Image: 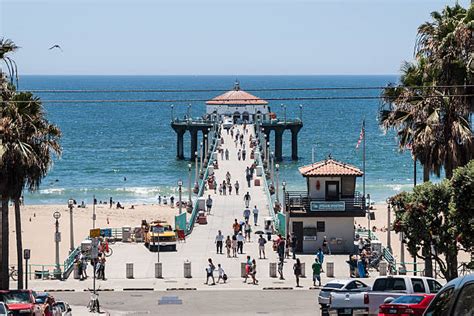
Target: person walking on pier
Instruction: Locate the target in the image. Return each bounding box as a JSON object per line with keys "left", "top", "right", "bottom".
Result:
{"left": 244, "top": 256, "right": 252, "bottom": 283}
{"left": 244, "top": 192, "right": 251, "bottom": 208}
{"left": 225, "top": 236, "right": 232, "bottom": 257}
{"left": 217, "top": 264, "right": 226, "bottom": 284}
{"left": 235, "top": 181, "right": 240, "bottom": 195}
{"left": 222, "top": 181, "right": 227, "bottom": 195}
{"left": 220, "top": 149, "right": 224, "bottom": 160}
{"left": 231, "top": 235, "right": 238, "bottom": 257}
{"left": 206, "top": 195, "right": 213, "bottom": 214}
{"left": 237, "top": 149, "right": 241, "bottom": 160}
{"left": 312, "top": 258, "right": 322, "bottom": 287}
{"left": 228, "top": 182, "right": 232, "bottom": 195}
{"left": 290, "top": 233, "right": 298, "bottom": 259}
{"left": 233, "top": 219, "right": 240, "bottom": 236}
{"left": 237, "top": 231, "right": 244, "bottom": 254}
{"left": 244, "top": 220, "right": 252, "bottom": 242}
{"left": 225, "top": 149, "right": 229, "bottom": 160}
{"left": 219, "top": 183, "right": 223, "bottom": 195}
{"left": 253, "top": 205, "right": 259, "bottom": 226}
{"left": 246, "top": 173, "right": 252, "bottom": 188}
{"left": 293, "top": 258, "right": 302, "bottom": 287}
{"left": 243, "top": 207, "right": 251, "bottom": 222}
{"left": 215, "top": 230, "right": 224, "bottom": 254}
{"left": 242, "top": 148, "right": 246, "bottom": 160}
{"left": 250, "top": 259, "right": 259, "bottom": 285}
{"left": 205, "top": 258, "right": 216, "bottom": 285}
{"left": 258, "top": 234, "right": 267, "bottom": 259}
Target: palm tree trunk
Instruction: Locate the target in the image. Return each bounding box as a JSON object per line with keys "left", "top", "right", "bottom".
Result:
{"left": 422, "top": 243, "right": 433, "bottom": 278}
{"left": 423, "top": 165, "right": 430, "bottom": 182}
{"left": 14, "top": 199, "right": 23, "bottom": 289}
{"left": 0, "top": 197, "right": 9, "bottom": 290}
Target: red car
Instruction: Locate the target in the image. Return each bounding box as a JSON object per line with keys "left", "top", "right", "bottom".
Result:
{"left": 378, "top": 294, "right": 435, "bottom": 316}
{"left": 0, "top": 290, "right": 40, "bottom": 316}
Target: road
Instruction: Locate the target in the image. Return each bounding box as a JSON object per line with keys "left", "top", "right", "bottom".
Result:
{"left": 56, "top": 289, "right": 321, "bottom": 316}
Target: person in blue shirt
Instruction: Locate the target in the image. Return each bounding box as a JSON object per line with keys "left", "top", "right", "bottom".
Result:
{"left": 316, "top": 248, "right": 325, "bottom": 272}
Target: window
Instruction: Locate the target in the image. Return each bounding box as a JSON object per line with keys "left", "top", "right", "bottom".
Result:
{"left": 411, "top": 278, "right": 426, "bottom": 293}
{"left": 345, "top": 282, "right": 356, "bottom": 290}
{"left": 427, "top": 279, "right": 443, "bottom": 294}
{"left": 354, "top": 281, "right": 368, "bottom": 289}
{"left": 325, "top": 181, "right": 339, "bottom": 201}
{"left": 316, "top": 221, "right": 325, "bottom": 232}
{"left": 341, "top": 177, "right": 355, "bottom": 197}
{"left": 424, "top": 287, "right": 455, "bottom": 316}
{"left": 303, "top": 227, "right": 317, "bottom": 236}
{"left": 453, "top": 283, "right": 474, "bottom": 316}
{"left": 372, "top": 278, "right": 407, "bottom": 292}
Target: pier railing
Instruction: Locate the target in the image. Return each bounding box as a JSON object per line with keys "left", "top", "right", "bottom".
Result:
{"left": 186, "top": 125, "right": 220, "bottom": 235}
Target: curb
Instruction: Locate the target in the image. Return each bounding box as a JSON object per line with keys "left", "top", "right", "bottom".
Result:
{"left": 122, "top": 288, "right": 154, "bottom": 291}
{"left": 263, "top": 287, "right": 293, "bottom": 290}
{"left": 166, "top": 288, "right": 197, "bottom": 291}
{"left": 44, "top": 289, "right": 75, "bottom": 292}
{"left": 82, "top": 289, "right": 115, "bottom": 292}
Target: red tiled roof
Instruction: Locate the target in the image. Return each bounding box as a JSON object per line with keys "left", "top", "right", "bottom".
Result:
{"left": 206, "top": 83, "right": 268, "bottom": 105}
{"left": 299, "top": 159, "right": 363, "bottom": 177}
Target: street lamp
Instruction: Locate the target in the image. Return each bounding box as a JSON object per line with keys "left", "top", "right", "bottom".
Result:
{"left": 367, "top": 193, "right": 371, "bottom": 240}
{"left": 195, "top": 151, "right": 198, "bottom": 184}
{"left": 266, "top": 141, "right": 270, "bottom": 166}
{"left": 188, "top": 163, "right": 192, "bottom": 205}
{"left": 282, "top": 181, "right": 288, "bottom": 236}
{"left": 68, "top": 199, "right": 75, "bottom": 253}
{"left": 385, "top": 198, "right": 392, "bottom": 253}
{"left": 199, "top": 142, "right": 203, "bottom": 175}
{"left": 275, "top": 164, "right": 280, "bottom": 203}
{"left": 171, "top": 104, "right": 174, "bottom": 121}
{"left": 92, "top": 194, "right": 96, "bottom": 229}
{"left": 178, "top": 180, "right": 183, "bottom": 214}
{"left": 53, "top": 211, "right": 62, "bottom": 279}
{"left": 187, "top": 103, "right": 191, "bottom": 118}
{"left": 299, "top": 104, "right": 303, "bottom": 121}
{"left": 270, "top": 151, "right": 275, "bottom": 184}
{"left": 204, "top": 134, "right": 208, "bottom": 159}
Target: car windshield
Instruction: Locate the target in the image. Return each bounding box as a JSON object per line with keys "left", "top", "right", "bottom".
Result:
{"left": 0, "top": 304, "right": 6, "bottom": 313}
{"left": 323, "top": 283, "right": 344, "bottom": 289}
{"left": 35, "top": 295, "right": 47, "bottom": 304}
{"left": 373, "top": 278, "right": 407, "bottom": 292}
{"left": 392, "top": 295, "right": 425, "bottom": 304}
{"left": 0, "top": 292, "right": 31, "bottom": 304}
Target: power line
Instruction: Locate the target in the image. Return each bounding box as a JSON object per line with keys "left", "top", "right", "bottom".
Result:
{"left": 4, "top": 94, "right": 474, "bottom": 104}
{"left": 18, "top": 84, "right": 474, "bottom": 94}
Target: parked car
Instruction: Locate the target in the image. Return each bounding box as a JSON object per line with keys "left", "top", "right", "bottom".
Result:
{"left": 424, "top": 273, "right": 474, "bottom": 316}
{"left": 328, "top": 276, "right": 443, "bottom": 316}
{"left": 222, "top": 117, "right": 233, "bottom": 129}
{"left": 378, "top": 294, "right": 435, "bottom": 315}
{"left": 34, "top": 293, "right": 56, "bottom": 316}
{"left": 319, "top": 279, "right": 371, "bottom": 313}
{"left": 0, "top": 290, "right": 41, "bottom": 316}
{"left": 53, "top": 301, "right": 72, "bottom": 316}
{"left": 0, "top": 302, "right": 10, "bottom": 316}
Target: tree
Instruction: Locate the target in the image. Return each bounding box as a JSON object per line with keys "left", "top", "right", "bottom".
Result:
{"left": 0, "top": 38, "right": 19, "bottom": 86}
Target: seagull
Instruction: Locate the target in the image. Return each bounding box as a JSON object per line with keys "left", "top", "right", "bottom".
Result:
{"left": 48, "top": 45, "right": 63, "bottom": 51}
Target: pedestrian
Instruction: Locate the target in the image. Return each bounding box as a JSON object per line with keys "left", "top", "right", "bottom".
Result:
{"left": 322, "top": 236, "right": 331, "bottom": 255}
{"left": 225, "top": 236, "right": 232, "bottom": 258}
{"left": 217, "top": 264, "right": 227, "bottom": 284}
{"left": 205, "top": 258, "right": 216, "bottom": 285}
{"left": 98, "top": 255, "right": 106, "bottom": 280}
{"left": 242, "top": 149, "right": 246, "bottom": 160}
{"left": 80, "top": 253, "right": 88, "bottom": 279}
{"left": 219, "top": 184, "right": 223, "bottom": 195}
{"left": 170, "top": 196, "right": 175, "bottom": 207}
{"left": 237, "top": 231, "right": 244, "bottom": 254}
{"left": 243, "top": 207, "right": 251, "bottom": 222}
{"left": 244, "top": 220, "right": 252, "bottom": 242}
{"left": 213, "top": 179, "right": 217, "bottom": 194}
{"left": 235, "top": 181, "right": 240, "bottom": 195}
{"left": 258, "top": 234, "right": 267, "bottom": 259}
{"left": 252, "top": 205, "right": 259, "bottom": 226}
{"left": 215, "top": 230, "right": 224, "bottom": 254}
{"left": 293, "top": 258, "right": 302, "bottom": 287}
{"left": 358, "top": 237, "right": 364, "bottom": 254}
{"left": 246, "top": 173, "right": 252, "bottom": 187}
{"left": 244, "top": 255, "right": 252, "bottom": 283}
{"left": 250, "top": 259, "right": 258, "bottom": 285}
{"left": 233, "top": 219, "right": 240, "bottom": 236}
{"left": 316, "top": 248, "right": 325, "bottom": 268}
{"left": 109, "top": 197, "right": 113, "bottom": 208}
{"left": 231, "top": 235, "right": 238, "bottom": 257}
{"left": 223, "top": 181, "right": 227, "bottom": 195}
{"left": 228, "top": 183, "right": 232, "bottom": 195}
{"left": 291, "top": 233, "right": 298, "bottom": 259}
{"left": 206, "top": 195, "right": 213, "bottom": 214}
{"left": 238, "top": 149, "right": 241, "bottom": 160}
{"left": 312, "top": 258, "right": 322, "bottom": 287}
{"left": 277, "top": 235, "right": 285, "bottom": 262}
{"left": 220, "top": 149, "right": 224, "bottom": 160}
{"left": 357, "top": 256, "right": 366, "bottom": 278}
{"left": 76, "top": 259, "right": 83, "bottom": 281}
{"left": 244, "top": 192, "right": 251, "bottom": 208}
{"left": 225, "top": 149, "right": 229, "bottom": 160}
{"left": 285, "top": 234, "right": 291, "bottom": 259}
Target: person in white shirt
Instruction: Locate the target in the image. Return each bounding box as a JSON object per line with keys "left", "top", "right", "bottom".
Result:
{"left": 237, "top": 232, "right": 245, "bottom": 254}
{"left": 252, "top": 206, "right": 259, "bottom": 226}
{"left": 217, "top": 264, "right": 226, "bottom": 283}
{"left": 215, "top": 230, "right": 224, "bottom": 254}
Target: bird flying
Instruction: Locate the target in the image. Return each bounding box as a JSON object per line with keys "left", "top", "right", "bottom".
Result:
{"left": 48, "top": 45, "right": 62, "bottom": 51}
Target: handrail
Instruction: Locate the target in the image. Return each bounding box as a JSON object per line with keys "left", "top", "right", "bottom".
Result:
{"left": 63, "top": 247, "right": 80, "bottom": 279}
{"left": 186, "top": 125, "right": 220, "bottom": 234}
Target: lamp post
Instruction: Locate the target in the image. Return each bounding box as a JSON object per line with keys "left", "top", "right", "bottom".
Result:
{"left": 386, "top": 198, "right": 392, "bottom": 253}
{"left": 171, "top": 104, "right": 174, "bottom": 121}
{"left": 178, "top": 180, "right": 183, "bottom": 214}
{"left": 284, "top": 104, "right": 287, "bottom": 123}
{"left": 199, "top": 142, "right": 203, "bottom": 175}
{"left": 400, "top": 231, "right": 406, "bottom": 274}
{"left": 367, "top": 193, "right": 371, "bottom": 240}
{"left": 195, "top": 151, "right": 198, "bottom": 184}
{"left": 270, "top": 151, "right": 275, "bottom": 184}
{"left": 266, "top": 141, "right": 270, "bottom": 166}
{"left": 204, "top": 134, "right": 208, "bottom": 159}
{"left": 53, "top": 211, "right": 61, "bottom": 278}
{"left": 282, "top": 181, "right": 288, "bottom": 236}
{"left": 68, "top": 199, "right": 74, "bottom": 253}
{"left": 188, "top": 163, "right": 192, "bottom": 204}
{"left": 92, "top": 194, "right": 96, "bottom": 229}
{"left": 299, "top": 104, "right": 303, "bottom": 121}
{"left": 275, "top": 164, "right": 280, "bottom": 203}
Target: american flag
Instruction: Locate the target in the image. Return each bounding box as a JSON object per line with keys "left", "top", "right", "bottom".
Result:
{"left": 356, "top": 121, "right": 365, "bottom": 149}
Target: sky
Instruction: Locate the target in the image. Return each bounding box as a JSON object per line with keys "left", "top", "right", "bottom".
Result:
{"left": 0, "top": 0, "right": 471, "bottom": 75}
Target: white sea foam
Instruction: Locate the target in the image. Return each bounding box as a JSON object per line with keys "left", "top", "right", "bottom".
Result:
{"left": 39, "top": 188, "right": 65, "bottom": 194}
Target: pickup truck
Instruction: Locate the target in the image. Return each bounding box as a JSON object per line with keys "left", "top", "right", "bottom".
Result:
{"left": 328, "top": 276, "right": 443, "bottom": 316}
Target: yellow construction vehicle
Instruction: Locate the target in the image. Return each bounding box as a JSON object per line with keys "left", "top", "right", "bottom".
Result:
{"left": 143, "top": 220, "right": 177, "bottom": 251}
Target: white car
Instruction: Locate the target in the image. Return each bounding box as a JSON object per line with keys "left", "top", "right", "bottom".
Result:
{"left": 318, "top": 279, "right": 371, "bottom": 313}
{"left": 222, "top": 117, "right": 233, "bottom": 129}
{"left": 0, "top": 302, "right": 8, "bottom": 316}
{"left": 53, "top": 301, "right": 72, "bottom": 316}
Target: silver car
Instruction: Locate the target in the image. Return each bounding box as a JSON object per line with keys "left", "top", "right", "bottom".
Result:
{"left": 53, "top": 301, "right": 72, "bottom": 316}
{"left": 318, "top": 279, "right": 371, "bottom": 313}
{"left": 0, "top": 302, "right": 9, "bottom": 316}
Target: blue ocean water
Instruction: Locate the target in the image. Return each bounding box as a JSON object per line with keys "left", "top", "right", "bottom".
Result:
{"left": 18, "top": 75, "right": 429, "bottom": 204}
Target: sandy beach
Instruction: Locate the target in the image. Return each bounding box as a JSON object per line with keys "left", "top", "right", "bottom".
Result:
{"left": 8, "top": 203, "right": 178, "bottom": 266}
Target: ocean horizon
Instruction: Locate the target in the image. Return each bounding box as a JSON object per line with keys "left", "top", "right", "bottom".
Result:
{"left": 16, "top": 75, "right": 436, "bottom": 205}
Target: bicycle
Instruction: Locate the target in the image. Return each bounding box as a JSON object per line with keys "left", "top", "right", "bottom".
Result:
{"left": 87, "top": 288, "right": 100, "bottom": 313}
{"left": 9, "top": 266, "right": 17, "bottom": 281}
{"left": 100, "top": 240, "right": 113, "bottom": 257}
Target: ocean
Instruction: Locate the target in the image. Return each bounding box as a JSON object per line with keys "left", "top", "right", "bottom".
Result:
{"left": 17, "top": 75, "right": 429, "bottom": 204}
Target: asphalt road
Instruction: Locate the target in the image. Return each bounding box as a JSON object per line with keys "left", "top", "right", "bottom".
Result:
{"left": 55, "top": 289, "right": 321, "bottom": 315}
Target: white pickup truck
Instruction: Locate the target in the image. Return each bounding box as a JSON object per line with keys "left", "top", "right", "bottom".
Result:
{"left": 328, "top": 276, "right": 443, "bottom": 316}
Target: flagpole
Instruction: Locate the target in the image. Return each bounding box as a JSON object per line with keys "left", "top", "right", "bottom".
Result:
{"left": 362, "top": 119, "right": 368, "bottom": 239}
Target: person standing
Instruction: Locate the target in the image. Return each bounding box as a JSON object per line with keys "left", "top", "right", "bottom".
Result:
{"left": 215, "top": 230, "right": 224, "bottom": 254}
{"left": 291, "top": 233, "right": 298, "bottom": 259}
{"left": 244, "top": 256, "right": 252, "bottom": 283}
{"left": 205, "top": 258, "right": 216, "bottom": 285}
{"left": 278, "top": 258, "right": 284, "bottom": 280}
{"left": 252, "top": 205, "right": 259, "bottom": 226}
{"left": 223, "top": 181, "right": 227, "bottom": 195}
{"left": 225, "top": 236, "right": 232, "bottom": 258}
{"left": 258, "top": 234, "right": 267, "bottom": 259}
{"left": 217, "top": 264, "right": 226, "bottom": 284}
{"left": 244, "top": 192, "right": 251, "bottom": 208}
{"left": 246, "top": 173, "right": 252, "bottom": 188}
{"left": 233, "top": 219, "right": 240, "bottom": 236}
{"left": 231, "top": 235, "right": 238, "bottom": 257}
{"left": 293, "top": 258, "right": 302, "bottom": 287}
{"left": 243, "top": 208, "right": 251, "bottom": 222}
{"left": 225, "top": 149, "right": 229, "bottom": 160}
{"left": 237, "top": 232, "right": 244, "bottom": 254}
{"left": 250, "top": 259, "right": 258, "bottom": 285}
{"left": 219, "top": 183, "right": 223, "bottom": 195}
{"left": 277, "top": 236, "right": 285, "bottom": 262}
{"left": 244, "top": 221, "right": 252, "bottom": 242}
{"left": 206, "top": 195, "right": 213, "bottom": 214}
{"left": 234, "top": 181, "right": 240, "bottom": 195}
{"left": 228, "top": 183, "right": 232, "bottom": 195}
{"left": 322, "top": 236, "right": 331, "bottom": 255}
{"left": 109, "top": 197, "right": 113, "bottom": 208}
{"left": 242, "top": 149, "right": 246, "bottom": 160}
{"left": 312, "top": 258, "right": 322, "bottom": 287}
{"left": 220, "top": 149, "right": 224, "bottom": 160}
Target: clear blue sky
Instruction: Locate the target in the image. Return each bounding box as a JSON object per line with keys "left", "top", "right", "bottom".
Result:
{"left": 0, "top": 0, "right": 470, "bottom": 75}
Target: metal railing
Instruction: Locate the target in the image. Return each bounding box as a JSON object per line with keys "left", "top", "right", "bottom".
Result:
{"left": 62, "top": 247, "right": 81, "bottom": 279}
{"left": 260, "top": 118, "right": 302, "bottom": 125}
{"left": 285, "top": 191, "right": 365, "bottom": 211}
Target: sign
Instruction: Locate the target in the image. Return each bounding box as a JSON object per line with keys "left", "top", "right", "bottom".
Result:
{"left": 303, "top": 236, "right": 317, "bottom": 241}
{"left": 310, "top": 201, "right": 346, "bottom": 212}
{"left": 55, "top": 232, "right": 61, "bottom": 242}
{"left": 24, "top": 249, "right": 31, "bottom": 260}
{"left": 90, "top": 228, "right": 101, "bottom": 238}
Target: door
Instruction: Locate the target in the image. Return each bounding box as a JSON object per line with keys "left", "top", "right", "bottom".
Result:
{"left": 292, "top": 221, "right": 304, "bottom": 253}
{"left": 325, "top": 181, "right": 339, "bottom": 201}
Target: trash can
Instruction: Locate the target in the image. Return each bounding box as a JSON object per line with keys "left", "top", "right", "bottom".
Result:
{"left": 379, "top": 260, "right": 388, "bottom": 276}
{"left": 73, "top": 263, "right": 80, "bottom": 280}
{"left": 300, "top": 262, "right": 306, "bottom": 278}
{"left": 155, "top": 262, "right": 163, "bottom": 278}
{"left": 184, "top": 261, "right": 192, "bottom": 278}
{"left": 269, "top": 262, "right": 277, "bottom": 278}
{"left": 326, "top": 262, "right": 334, "bottom": 278}
{"left": 126, "top": 263, "right": 134, "bottom": 279}
{"left": 122, "top": 226, "right": 132, "bottom": 242}
{"left": 241, "top": 262, "right": 247, "bottom": 278}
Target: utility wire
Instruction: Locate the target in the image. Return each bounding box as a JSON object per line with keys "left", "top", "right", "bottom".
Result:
{"left": 4, "top": 94, "right": 474, "bottom": 104}
{"left": 18, "top": 84, "right": 474, "bottom": 94}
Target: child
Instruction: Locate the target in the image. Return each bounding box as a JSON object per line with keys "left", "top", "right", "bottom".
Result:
{"left": 217, "top": 264, "right": 226, "bottom": 284}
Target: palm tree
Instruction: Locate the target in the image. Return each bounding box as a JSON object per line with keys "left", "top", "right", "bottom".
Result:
{"left": 0, "top": 92, "right": 61, "bottom": 289}
{"left": 0, "top": 38, "right": 19, "bottom": 86}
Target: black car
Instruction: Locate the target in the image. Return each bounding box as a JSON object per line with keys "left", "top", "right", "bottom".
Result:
{"left": 424, "top": 273, "right": 474, "bottom": 315}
